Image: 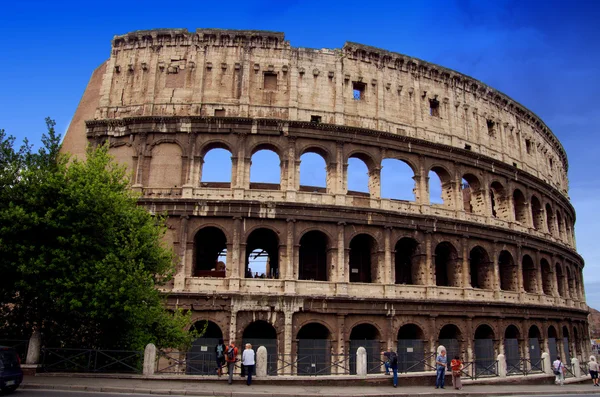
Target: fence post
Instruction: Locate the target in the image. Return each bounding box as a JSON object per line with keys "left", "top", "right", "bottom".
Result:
{"left": 26, "top": 329, "right": 41, "bottom": 365}
{"left": 356, "top": 347, "right": 367, "bottom": 377}
{"left": 256, "top": 346, "right": 267, "bottom": 377}
{"left": 541, "top": 352, "right": 552, "bottom": 375}
{"left": 571, "top": 357, "right": 581, "bottom": 377}
{"left": 143, "top": 343, "right": 156, "bottom": 376}
{"left": 497, "top": 353, "right": 507, "bottom": 377}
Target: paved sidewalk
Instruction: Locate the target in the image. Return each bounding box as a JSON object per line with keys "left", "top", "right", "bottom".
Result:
{"left": 21, "top": 374, "right": 600, "bottom": 396}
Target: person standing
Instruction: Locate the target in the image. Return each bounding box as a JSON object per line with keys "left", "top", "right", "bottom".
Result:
{"left": 450, "top": 355, "right": 463, "bottom": 390}
{"left": 588, "top": 356, "right": 599, "bottom": 387}
{"left": 225, "top": 341, "right": 238, "bottom": 385}
{"left": 242, "top": 343, "right": 256, "bottom": 386}
{"left": 382, "top": 348, "right": 398, "bottom": 388}
{"left": 435, "top": 348, "right": 447, "bottom": 389}
{"left": 552, "top": 356, "right": 565, "bottom": 386}
{"left": 215, "top": 338, "right": 226, "bottom": 377}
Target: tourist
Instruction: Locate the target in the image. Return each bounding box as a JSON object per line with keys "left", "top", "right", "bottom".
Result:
{"left": 242, "top": 343, "right": 255, "bottom": 386}
{"left": 435, "top": 348, "right": 447, "bottom": 389}
{"left": 552, "top": 356, "right": 565, "bottom": 386}
{"left": 381, "top": 348, "right": 398, "bottom": 388}
{"left": 215, "top": 338, "right": 226, "bottom": 377}
{"left": 225, "top": 341, "right": 238, "bottom": 385}
{"left": 588, "top": 355, "right": 599, "bottom": 386}
{"left": 450, "top": 355, "right": 463, "bottom": 390}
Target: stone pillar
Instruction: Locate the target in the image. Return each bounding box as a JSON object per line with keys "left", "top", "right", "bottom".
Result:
{"left": 337, "top": 222, "right": 346, "bottom": 283}
{"left": 417, "top": 156, "right": 429, "bottom": 205}
{"left": 461, "top": 236, "right": 470, "bottom": 289}
{"left": 541, "top": 352, "right": 552, "bottom": 375}
{"left": 174, "top": 215, "right": 189, "bottom": 290}
{"left": 368, "top": 166, "right": 381, "bottom": 199}
{"left": 26, "top": 329, "right": 41, "bottom": 365}
{"left": 572, "top": 357, "right": 581, "bottom": 377}
{"left": 229, "top": 217, "right": 242, "bottom": 281}
{"left": 384, "top": 227, "right": 393, "bottom": 285}
{"left": 356, "top": 347, "right": 367, "bottom": 377}
{"left": 335, "top": 142, "right": 346, "bottom": 196}
{"left": 425, "top": 232, "right": 434, "bottom": 286}
{"left": 535, "top": 250, "right": 544, "bottom": 295}
{"left": 283, "top": 311, "right": 293, "bottom": 375}
{"left": 497, "top": 353, "right": 507, "bottom": 377}
{"left": 132, "top": 133, "right": 147, "bottom": 188}
{"left": 429, "top": 316, "right": 437, "bottom": 370}
{"left": 336, "top": 315, "right": 346, "bottom": 375}
{"left": 492, "top": 242, "right": 500, "bottom": 294}
{"left": 466, "top": 317, "right": 474, "bottom": 364}
{"left": 229, "top": 310, "right": 238, "bottom": 343}
{"left": 143, "top": 343, "right": 156, "bottom": 376}
{"left": 516, "top": 245, "right": 524, "bottom": 294}
{"left": 256, "top": 346, "right": 268, "bottom": 377}
{"left": 286, "top": 138, "right": 297, "bottom": 195}
{"left": 285, "top": 219, "right": 296, "bottom": 280}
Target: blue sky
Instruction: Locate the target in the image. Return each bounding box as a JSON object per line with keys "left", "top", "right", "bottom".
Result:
{"left": 1, "top": 0, "right": 599, "bottom": 307}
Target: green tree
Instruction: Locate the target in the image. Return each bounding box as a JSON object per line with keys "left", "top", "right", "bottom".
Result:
{"left": 0, "top": 119, "right": 195, "bottom": 350}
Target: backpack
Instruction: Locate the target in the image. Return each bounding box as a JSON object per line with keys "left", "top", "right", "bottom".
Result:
{"left": 216, "top": 344, "right": 224, "bottom": 358}
{"left": 389, "top": 352, "right": 398, "bottom": 366}
{"left": 227, "top": 346, "right": 235, "bottom": 361}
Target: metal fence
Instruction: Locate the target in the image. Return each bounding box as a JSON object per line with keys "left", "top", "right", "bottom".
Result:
{"left": 506, "top": 358, "right": 544, "bottom": 376}
{"left": 40, "top": 348, "right": 143, "bottom": 373}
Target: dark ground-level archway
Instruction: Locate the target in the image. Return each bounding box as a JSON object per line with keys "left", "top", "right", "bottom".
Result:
{"left": 528, "top": 326, "right": 543, "bottom": 372}
{"left": 187, "top": 321, "right": 224, "bottom": 374}
{"left": 349, "top": 323, "right": 381, "bottom": 374}
{"left": 397, "top": 324, "right": 425, "bottom": 372}
{"left": 504, "top": 325, "right": 521, "bottom": 374}
{"left": 474, "top": 325, "right": 496, "bottom": 376}
{"left": 243, "top": 321, "right": 278, "bottom": 375}
{"left": 438, "top": 324, "right": 462, "bottom": 367}
{"left": 548, "top": 326, "right": 559, "bottom": 361}
{"left": 562, "top": 326, "right": 571, "bottom": 362}
{"left": 297, "top": 323, "right": 331, "bottom": 375}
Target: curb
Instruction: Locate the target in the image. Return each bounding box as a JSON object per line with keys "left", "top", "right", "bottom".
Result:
{"left": 20, "top": 382, "right": 600, "bottom": 397}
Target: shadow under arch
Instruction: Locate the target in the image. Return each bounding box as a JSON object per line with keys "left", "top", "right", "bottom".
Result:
{"left": 186, "top": 320, "right": 224, "bottom": 375}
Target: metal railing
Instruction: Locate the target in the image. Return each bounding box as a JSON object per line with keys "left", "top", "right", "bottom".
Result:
{"left": 459, "top": 360, "right": 499, "bottom": 379}
{"left": 267, "top": 353, "right": 351, "bottom": 376}
{"left": 41, "top": 348, "right": 143, "bottom": 373}
{"left": 506, "top": 358, "right": 544, "bottom": 376}
{"left": 399, "top": 352, "right": 437, "bottom": 373}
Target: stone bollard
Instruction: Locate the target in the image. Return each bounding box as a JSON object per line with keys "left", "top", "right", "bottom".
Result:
{"left": 571, "top": 357, "right": 581, "bottom": 377}
{"left": 256, "top": 346, "right": 268, "bottom": 377}
{"left": 356, "top": 347, "right": 367, "bottom": 377}
{"left": 26, "top": 329, "right": 41, "bottom": 365}
{"left": 541, "top": 352, "right": 552, "bottom": 375}
{"left": 143, "top": 343, "right": 156, "bottom": 376}
{"left": 497, "top": 354, "right": 507, "bottom": 377}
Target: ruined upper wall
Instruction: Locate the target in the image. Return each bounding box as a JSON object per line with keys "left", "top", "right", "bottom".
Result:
{"left": 72, "top": 28, "right": 569, "bottom": 195}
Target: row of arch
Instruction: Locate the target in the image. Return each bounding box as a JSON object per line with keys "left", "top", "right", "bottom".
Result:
{"left": 193, "top": 225, "right": 583, "bottom": 300}
{"left": 134, "top": 139, "right": 575, "bottom": 247}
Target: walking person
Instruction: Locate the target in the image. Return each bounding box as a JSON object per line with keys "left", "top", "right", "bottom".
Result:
{"left": 215, "top": 338, "right": 226, "bottom": 377}
{"left": 225, "top": 341, "right": 238, "bottom": 385}
{"left": 242, "top": 343, "right": 256, "bottom": 386}
{"left": 435, "top": 348, "right": 447, "bottom": 389}
{"left": 450, "top": 355, "right": 463, "bottom": 390}
{"left": 382, "top": 348, "right": 398, "bottom": 388}
{"left": 588, "top": 355, "right": 599, "bottom": 387}
{"left": 552, "top": 356, "right": 565, "bottom": 386}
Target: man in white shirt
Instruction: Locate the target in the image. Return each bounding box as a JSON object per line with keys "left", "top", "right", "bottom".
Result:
{"left": 552, "top": 356, "right": 565, "bottom": 386}
{"left": 242, "top": 343, "right": 256, "bottom": 386}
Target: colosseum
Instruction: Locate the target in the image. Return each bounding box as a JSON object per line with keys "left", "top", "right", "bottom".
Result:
{"left": 62, "top": 28, "right": 588, "bottom": 377}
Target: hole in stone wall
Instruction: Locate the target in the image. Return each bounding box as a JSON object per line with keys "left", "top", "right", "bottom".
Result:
{"left": 429, "top": 98, "right": 440, "bottom": 117}
{"left": 464, "top": 144, "right": 472, "bottom": 150}
{"left": 556, "top": 264, "right": 565, "bottom": 297}
{"left": 349, "top": 234, "right": 376, "bottom": 283}
{"left": 486, "top": 120, "right": 496, "bottom": 136}
{"left": 201, "top": 148, "right": 232, "bottom": 186}
{"left": 395, "top": 238, "right": 419, "bottom": 285}
{"left": 545, "top": 203, "right": 554, "bottom": 234}
{"left": 513, "top": 189, "right": 528, "bottom": 224}
{"left": 525, "top": 139, "right": 532, "bottom": 154}
{"left": 310, "top": 115, "right": 322, "bottom": 123}
{"left": 531, "top": 196, "right": 543, "bottom": 230}
{"left": 499, "top": 250, "right": 517, "bottom": 291}
{"left": 194, "top": 227, "right": 227, "bottom": 277}
{"left": 299, "top": 230, "right": 329, "bottom": 281}
{"left": 435, "top": 242, "right": 459, "bottom": 287}
{"left": 352, "top": 82, "right": 366, "bottom": 100}
{"left": 469, "top": 246, "right": 492, "bottom": 289}
{"left": 541, "top": 259, "right": 553, "bottom": 295}
{"left": 522, "top": 255, "right": 537, "bottom": 293}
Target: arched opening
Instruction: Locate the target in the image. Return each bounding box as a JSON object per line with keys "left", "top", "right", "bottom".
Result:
{"left": 522, "top": 255, "right": 537, "bottom": 293}
{"left": 566, "top": 267, "right": 575, "bottom": 299}
{"left": 562, "top": 326, "right": 571, "bottom": 362}
{"left": 429, "top": 166, "right": 452, "bottom": 206}
{"left": 504, "top": 325, "right": 521, "bottom": 374}
{"left": 528, "top": 325, "right": 543, "bottom": 372}
{"left": 297, "top": 323, "right": 331, "bottom": 375}
{"left": 556, "top": 264, "right": 565, "bottom": 297}
{"left": 435, "top": 242, "right": 459, "bottom": 287}
{"left": 381, "top": 158, "right": 415, "bottom": 201}
{"left": 194, "top": 227, "right": 227, "bottom": 277}
{"left": 243, "top": 321, "right": 278, "bottom": 376}
{"left": 545, "top": 203, "right": 555, "bottom": 235}
{"left": 462, "top": 174, "right": 484, "bottom": 214}
{"left": 245, "top": 228, "right": 279, "bottom": 279}
{"left": 347, "top": 155, "right": 370, "bottom": 196}
{"left": 299, "top": 151, "right": 327, "bottom": 193}
{"left": 349, "top": 324, "right": 380, "bottom": 374}
{"left": 541, "top": 259, "right": 553, "bottom": 295}
{"left": 397, "top": 324, "right": 425, "bottom": 372}
{"left": 299, "top": 231, "right": 329, "bottom": 281}
{"left": 201, "top": 147, "right": 232, "bottom": 187}
{"left": 548, "top": 326, "right": 558, "bottom": 360}
{"left": 149, "top": 143, "right": 183, "bottom": 187}
{"left": 469, "top": 246, "right": 493, "bottom": 289}
{"left": 394, "top": 238, "right": 420, "bottom": 285}
{"left": 349, "top": 234, "right": 378, "bottom": 283}
{"left": 499, "top": 251, "right": 517, "bottom": 292}
{"left": 513, "top": 189, "right": 528, "bottom": 225}
{"left": 530, "top": 196, "right": 543, "bottom": 230}
{"left": 490, "top": 182, "right": 509, "bottom": 220}
{"left": 438, "top": 324, "right": 462, "bottom": 365}
{"left": 474, "top": 325, "right": 495, "bottom": 376}
{"left": 187, "top": 321, "right": 223, "bottom": 374}
{"left": 556, "top": 211, "right": 565, "bottom": 241}
{"left": 250, "top": 149, "right": 281, "bottom": 190}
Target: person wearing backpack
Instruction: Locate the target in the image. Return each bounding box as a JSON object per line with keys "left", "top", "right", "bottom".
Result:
{"left": 552, "top": 356, "right": 565, "bottom": 386}
{"left": 215, "top": 338, "right": 226, "bottom": 377}
{"left": 225, "top": 341, "right": 238, "bottom": 385}
{"left": 382, "top": 348, "right": 399, "bottom": 388}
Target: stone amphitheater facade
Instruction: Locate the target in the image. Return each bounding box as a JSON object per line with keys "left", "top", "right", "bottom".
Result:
{"left": 62, "top": 28, "right": 588, "bottom": 373}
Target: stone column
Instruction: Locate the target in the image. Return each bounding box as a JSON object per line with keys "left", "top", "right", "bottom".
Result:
{"left": 466, "top": 317, "right": 474, "bottom": 363}
{"left": 535, "top": 250, "right": 544, "bottom": 295}
{"left": 174, "top": 215, "right": 189, "bottom": 290}
{"left": 256, "top": 346, "right": 268, "bottom": 377}
{"left": 335, "top": 142, "right": 345, "bottom": 196}
{"left": 337, "top": 222, "right": 346, "bottom": 284}
{"left": 143, "top": 343, "right": 156, "bottom": 376}
{"left": 283, "top": 311, "right": 294, "bottom": 375}
{"left": 229, "top": 217, "right": 242, "bottom": 282}
{"left": 516, "top": 245, "right": 524, "bottom": 294}
{"left": 492, "top": 242, "right": 500, "bottom": 294}
{"left": 132, "top": 133, "right": 148, "bottom": 188}
{"left": 455, "top": 173, "right": 465, "bottom": 212}
{"left": 417, "top": 156, "right": 429, "bottom": 205}
{"left": 285, "top": 219, "right": 296, "bottom": 280}
{"left": 368, "top": 166, "right": 381, "bottom": 199}
{"left": 425, "top": 232, "right": 434, "bottom": 286}
{"left": 461, "top": 236, "right": 470, "bottom": 289}
{"left": 356, "top": 347, "right": 367, "bottom": 377}
{"left": 384, "top": 227, "right": 393, "bottom": 285}
{"left": 26, "top": 329, "right": 41, "bottom": 365}
{"left": 229, "top": 309, "right": 238, "bottom": 344}
{"left": 336, "top": 315, "right": 346, "bottom": 374}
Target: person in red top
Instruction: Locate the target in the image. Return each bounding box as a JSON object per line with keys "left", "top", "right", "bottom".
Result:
{"left": 450, "top": 356, "right": 463, "bottom": 390}
{"left": 225, "top": 341, "right": 238, "bottom": 385}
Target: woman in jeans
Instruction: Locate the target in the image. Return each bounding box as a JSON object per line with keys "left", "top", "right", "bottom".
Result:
{"left": 242, "top": 343, "right": 256, "bottom": 386}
